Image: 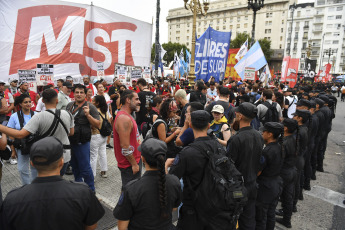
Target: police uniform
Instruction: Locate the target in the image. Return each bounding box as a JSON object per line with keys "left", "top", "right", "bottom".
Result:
{"left": 113, "top": 139, "right": 181, "bottom": 230}
{"left": 227, "top": 103, "right": 264, "bottom": 230}
{"left": 291, "top": 110, "right": 310, "bottom": 208}
{"left": 0, "top": 137, "right": 105, "bottom": 230}
{"left": 276, "top": 119, "right": 298, "bottom": 228}
{"left": 255, "top": 122, "right": 284, "bottom": 230}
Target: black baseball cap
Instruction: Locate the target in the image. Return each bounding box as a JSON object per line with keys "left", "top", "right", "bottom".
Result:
{"left": 234, "top": 102, "right": 258, "bottom": 119}
{"left": 191, "top": 110, "right": 210, "bottom": 127}
{"left": 319, "top": 95, "right": 329, "bottom": 104}
{"left": 63, "top": 81, "right": 73, "bottom": 88}
{"left": 138, "top": 139, "right": 167, "bottom": 164}
{"left": 309, "top": 100, "right": 316, "bottom": 109}
{"left": 260, "top": 122, "right": 284, "bottom": 135}
{"left": 292, "top": 109, "right": 311, "bottom": 119}
{"left": 283, "top": 118, "right": 298, "bottom": 132}
{"left": 295, "top": 99, "right": 311, "bottom": 109}
{"left": 314, "top": 98, "right": 325, "bottom": 107}
{"left": 30, "top": 137, "right": 63, "bottom": 166}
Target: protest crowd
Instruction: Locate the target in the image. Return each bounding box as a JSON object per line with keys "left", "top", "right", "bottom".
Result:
{"left": 0, "top": 73, "right": 341, "bottom": 230}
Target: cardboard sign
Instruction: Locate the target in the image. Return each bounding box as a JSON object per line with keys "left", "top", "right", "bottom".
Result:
{"left": 142, "top": 66, "right": 151, "bottom": 80}
{"left": 131, "top": 66, "right": 142, "bottom": 80}
{"left": 36, "top": 64, "right": 54, "bottom": 85}
{"left": 18, "top": 69, "right": 36, "bottom": 82}
{"left": 115, "top": 64, "right": 129, "bottom": 87}
{"left": 244, "top": 67, "right": 255, "bottom": 81}
{"left": 97, "top": 62, "right": 104, "bottom": 79}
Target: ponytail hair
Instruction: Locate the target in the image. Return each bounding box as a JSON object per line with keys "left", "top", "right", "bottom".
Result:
{"left": 156, "top": 155, "right": 168, "bottom": 219}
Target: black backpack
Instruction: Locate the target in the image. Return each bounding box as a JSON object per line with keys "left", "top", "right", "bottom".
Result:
{"left": 187, "top": 138, "right": 248, "bottom": 228}
{"left": 98, "top": 112, "right": 112, "bottom": 137}
{"left": 260, "top": 101, "right": 279, "bottom": 125}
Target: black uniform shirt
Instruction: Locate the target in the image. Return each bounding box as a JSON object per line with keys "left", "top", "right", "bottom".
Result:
{"left": 315, "top": 110, "right": 325, "bottom": 137}
{"left": 298, "top": 124, "right": 309, "bottom": 157}
{"left": 227, "top": 126, "right": 264, "bottom": 185}
{"left": 136, "top": 90, "right": 156, "bottom": 125}
{"left": 178, "top": 103, "right": 190, "bottom": 127}
{"left": 319, "top": 106, "right": 332, "bottom": 133}
{"left": 108, "top": 86, "right": 119, "bottom": 110}
{"left": 259, "top": 142, "right": 283, "bottom": 178}
{"left": 0, "top": 176, "right": 105, "bottom": 230}
{"left": 282, "top": 134, "right": 297, "bottom": 170}
{"left": 309, "top": 114, "right": 319, "bottom": 145}
{"left": 113, "top": 171, "right": 181, "bottom": 230}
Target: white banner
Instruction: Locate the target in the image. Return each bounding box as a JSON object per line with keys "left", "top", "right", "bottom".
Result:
{"left": 0, "top": 0, "right": 152, "bottom": 83}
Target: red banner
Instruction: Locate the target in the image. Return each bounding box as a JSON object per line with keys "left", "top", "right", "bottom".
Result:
{"left": 286, "top": 58, "right": 299, "bottom": 88}
{"left": 281, "top": 56, "right": 290, "bottom": 82}
{"left": 224, "top": 48, "right": 240, "bottom": 81}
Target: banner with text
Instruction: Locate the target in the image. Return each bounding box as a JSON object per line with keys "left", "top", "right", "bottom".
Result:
{"left": 195, "top": 26, "right": 231, "bottom": 83}
{"left": 18, "top": 69, "right": 37, "bottom": 92}
{"left": 0, "top": 0, "right": 152, "bottom": 83}
{"left": 36, "top": 64, "right": 54, "bottom": 85}
{"left": 224, "top": 48, "right": 240, "bottom": 81}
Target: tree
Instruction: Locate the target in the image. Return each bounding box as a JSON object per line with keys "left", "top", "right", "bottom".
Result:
{"left": 229, "top": 32, "right": 273, "bottom": 62}
{"left": 151, "top": 42, "right": 190, "bottom": 66}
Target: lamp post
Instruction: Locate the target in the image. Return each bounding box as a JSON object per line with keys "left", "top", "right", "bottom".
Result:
{"left": 184, "top": 0, "right": 209, "bottom": 86}
{"left": 324, "top": 48, "right": 335, "bottom": 63}
{"left": 287, "top": 2, "right": 297, "bottom": 55}
{"left": 154, "top": 0, "right": 160, "bottom": 78}
{"left": 247, "top": 0, "right": 264, "bottom": 47}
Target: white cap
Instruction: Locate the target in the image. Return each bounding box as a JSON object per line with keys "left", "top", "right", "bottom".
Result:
{"left": 148, "top": 79, "right": 153, "bottom": 84}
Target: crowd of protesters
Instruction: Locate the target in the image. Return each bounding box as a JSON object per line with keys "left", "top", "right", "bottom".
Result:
{"left": 0, "top": 74, "right": 341, "bottom": 230}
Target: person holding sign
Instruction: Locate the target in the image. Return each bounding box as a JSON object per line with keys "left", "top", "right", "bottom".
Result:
{"left": 13, "top": 82, "right": 38, "bottom": 112}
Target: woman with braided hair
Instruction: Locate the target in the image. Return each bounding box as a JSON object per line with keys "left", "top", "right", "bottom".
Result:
{"left": 113, "top": 138, "right": 182, "bottom": 230}
{"left": 276, "top": 118, "right": 299, "bottom": 228}
{"left": 255, "top": 122, "right": 284, "bottom": 230}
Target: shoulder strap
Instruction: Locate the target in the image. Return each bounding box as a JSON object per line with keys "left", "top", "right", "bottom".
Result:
{"left": 17, "top": 110, "right": 24, "bottom": 129}
{"left": 45, "top": 110, "right": 69, "bottom": 136}
{"left": 40, "top": 110, "right": 59, "bottom": 138}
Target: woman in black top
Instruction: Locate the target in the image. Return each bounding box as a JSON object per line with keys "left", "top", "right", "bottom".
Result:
{"left": 113, "top": 138, "right": 181, "bottom": 230}
{"left": 276, "top": 118, "right": 299, "bottom": 228}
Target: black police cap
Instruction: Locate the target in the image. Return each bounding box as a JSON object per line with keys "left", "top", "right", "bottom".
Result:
{"left": 319, "top": 95, "right": 329, "bottom": 104}
{"left": 309, "top": 100, "right": 316, "bottom": 108}
{"left": 261, "top": 122, "right": 284, "bottom": 135}
{"left": 283, "top": 118, "right": 298, "bottom": 132}
{"left": 234, "top": 102, "right": 258, "bottom": 119}
{"left": 138, "top": 139, "right": 167, "bottom": 164}
{"left": 314, "top": 98, "right": 325, "bottom": 107}
{"left": 30, "top": 137, "right": 63, "bottom": 166}
{"left": 295, "top": 99, "right": 311, "bottom": 108}
{"left": 191, "top": 110, "right": 210, "bottom": 126}
{"left": 292, "top": 109, "right": 311, "bottom": 119}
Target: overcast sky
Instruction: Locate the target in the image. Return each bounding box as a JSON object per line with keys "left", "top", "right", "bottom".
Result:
{"left": 63, "top": 0, "right": 314, "bottom": 44}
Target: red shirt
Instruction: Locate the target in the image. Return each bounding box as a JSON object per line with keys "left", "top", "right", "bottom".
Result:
{"left": 113, "top": 111, "right": 141, "bottom": 168}
{"left": 69, "top": 91, "right": 75, "bottom": 101}
{"left": 2, "top": 90, "right": 12, "bottom": 117}
{"left": 150, "top": 87, "right": 156, "bottom": 93}
{"left": 161, "top": 87, "right": 171, "bottom": 96}
{"left": 129, "top": 86, "right": 140, "bottom": 93}
{"left": 13, "top": 90, "right": 37, "bottom": 111}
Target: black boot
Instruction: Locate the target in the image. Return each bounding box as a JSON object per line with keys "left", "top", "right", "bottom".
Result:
{"left": 316, "top": 166, "right": 324, "bottom": 172}
{"left": 311, "top": 169, "right": 316, "bottom": 180}
{"left": 292, "top": 205, "right": 297, "bottom": 213}
{"left": 275, "top": 209, "right": 284, "bottom": 216}
{"left": 304, "top": 180, "right": 311, "bottom": 191}
{"left": 276, "top": 217, "right": 292, "bottom": 228}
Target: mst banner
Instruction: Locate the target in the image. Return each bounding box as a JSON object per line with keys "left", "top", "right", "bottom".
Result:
{"left": 194, "top": 26, "right": 231, "bottom": 82}
{"left": 0, "top": 0, "right": 152, "bottom": 83}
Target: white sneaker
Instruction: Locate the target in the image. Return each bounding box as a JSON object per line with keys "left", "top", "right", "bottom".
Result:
{"left": 10, "top": 158, "right": 17, "bottom": 165}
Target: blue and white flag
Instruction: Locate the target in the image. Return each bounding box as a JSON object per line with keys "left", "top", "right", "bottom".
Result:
{"left": 186, "top": 49, "right": 191, "bottom": 72}
{"left": 195, "top": 26, "right": 231, "bottom": 82}
{"left": 173, "top": 52, "right": 179, "bottom": 79}
{"left": 259, "top": 64, "right": 272, "bottom": 84}
{"left": 235, "top": 39, "right": 248, "bottom": 61}
{"left": 234, "top": 41, "right": 267, "bottom": 80}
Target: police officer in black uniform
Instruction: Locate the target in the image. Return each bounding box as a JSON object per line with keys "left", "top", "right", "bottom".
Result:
{"left": 227, "top": 102, "right": 264, "bottom": 230}
{"left": 255, "top": 122, "right": 284, "bottom": 230}
{"left": 276, "top": 119, "right": 299, "bottom": 228}
{"left": 0, "top": 137, "right": 105, "bottom": 230}
{"left": 311, "top": 98, "right": 325, "bottom": 180}
{"left": 113, "top": 138, "right": 181, "bottom": 230}
{"left": 317, "top": 95, "right": 333, "bottom": 172}
{"left": 292, "top": 109, "right": 310, "bottom": 209}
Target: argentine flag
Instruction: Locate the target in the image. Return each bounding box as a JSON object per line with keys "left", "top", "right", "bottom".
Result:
{"left": 234, "top": 41, "right": 267, "bottom": 80}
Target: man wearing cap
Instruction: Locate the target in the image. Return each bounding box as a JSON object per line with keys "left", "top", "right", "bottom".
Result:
{"left": 168, "top": 110, "right": 234, "bottom": 229}
{"left": 113, "top": 138, "right": 181, "bottom": 230}
{"left": 0, "top": 136, "right": 105, "bottom": 230}
{"left": 0, "top": 80, "right": 12, "bottom": 121}
{"left": 136, "top": 78, "right": 156, "bottom": 133}
{"left": 65, "top": 76, "right": 75, "bottom": 100}
{"left": 292, "top": 109, "right": 310, "bottom": 207}
{"left": 283, "top": 89, "right": 298, "bottom": 118}
{"left": 256, "top": 122, "right": 284, "bottom": 230}
{"left": 226, "top": 102, "right": 264, "bottom": 230}
{"left": 13, "top": 82, "right": 39, "bottom": 111}
{"left": 205, "top": 87, "right": 234, "bottom": 123}
{"left": 5, "top": 79, "right": 18, "bottom": 95}
{"left": 129, "top": 80, "right": 140, "bottom": 93}
{"left": 114, "top": 90, "right": 142, "bottom": 188}
{"left": 57, "top": 81, "right": 73, "bottom": 110}
{"left": 83, "top": 75, "right": 97, "bottom": 96}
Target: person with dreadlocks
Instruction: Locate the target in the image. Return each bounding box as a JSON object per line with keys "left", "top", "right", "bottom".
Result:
{"left": 113, "top": 138, "right": 181, "bottom": 230}
{"left": 275, "top": 118, "right": 299, "bottom": 228}
{"left": 255, "top": 122, "right": 284, "bottom": 230}
{"left": 292, "top": 109, "right": 311, "bottom": 208}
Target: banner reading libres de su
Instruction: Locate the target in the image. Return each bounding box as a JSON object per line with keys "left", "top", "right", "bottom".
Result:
{"left": 0, "top": 0, "right": 152, "bottom": 83}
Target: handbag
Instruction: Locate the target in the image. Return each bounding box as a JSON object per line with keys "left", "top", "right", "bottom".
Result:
{"left": 98, "top": 112, "right": 112, "bottom": 137}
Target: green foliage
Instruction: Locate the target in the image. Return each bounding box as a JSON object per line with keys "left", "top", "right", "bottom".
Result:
{"left": 151, "top": 42, "right": 190, "bottom": 65}
{"left": 229, "top": 32, "right": 273, "bottom": 62}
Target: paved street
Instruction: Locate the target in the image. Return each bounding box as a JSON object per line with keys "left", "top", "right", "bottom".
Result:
{"left": 2, "top": 98, "right": 345, "bottom": 229}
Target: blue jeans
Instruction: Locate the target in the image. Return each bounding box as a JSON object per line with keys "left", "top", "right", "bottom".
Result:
{"left": 17, "top": 149, "right": 37, "bottom": 185}
{"left": 70, "top": 142, "right": 95, "bottom": 191}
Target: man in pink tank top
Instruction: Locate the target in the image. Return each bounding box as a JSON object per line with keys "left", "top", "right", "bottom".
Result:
{"left": 114, "top": 90, "right": 142, "bottom": 188}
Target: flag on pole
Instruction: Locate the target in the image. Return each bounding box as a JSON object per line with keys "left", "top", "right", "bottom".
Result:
{"left": 179, "top": 49, "right": 186, "bottom": 78}
{"left": 235, "top": 39, "right": 248, "bottom": 61}
{"left": 186, "top": 49, "right": 191, "bottom": 72}
{"left": 259, "top": 64, "right": 272, "bottom": 85}
{"left": 173, "top": 52, "right": 180, "bottom": 79}
{"left": 234, "top": 41, "right": 267, "bottom": 80}
{"left": 160, "top": 44, "right": 167, "bottom": 61}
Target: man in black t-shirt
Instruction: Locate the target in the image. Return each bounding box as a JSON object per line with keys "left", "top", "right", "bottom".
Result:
{"left": 108, "top": 78, "right": 121, "bottom": 117}
{"left": 136, "top": 78, "right": 155, "bottom": 131}
{"left": 0, "top": 137, "right": 104, "bottom": 230}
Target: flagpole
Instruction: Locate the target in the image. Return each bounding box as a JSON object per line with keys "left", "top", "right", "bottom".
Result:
{"left": 154, "top": 0, "right": 160, "bottom": 78}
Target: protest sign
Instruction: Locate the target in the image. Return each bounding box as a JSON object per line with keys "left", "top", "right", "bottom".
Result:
{"left": 195, "top": 26, "right": 231, "bottom": 82}
{"left": 36, "top": 64, "right": 54, "bottom": 85}
{"left": 18, "top": 69, "right": 37, "bottom": 92}
{"left": 142, "top": 66, "right": 151, "bottom": 80}
{"left": 97, "top": 62, "right": 104, "bottom": 79}
{"left": 244, "top": 67, "right": 255, "bottom": 81}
